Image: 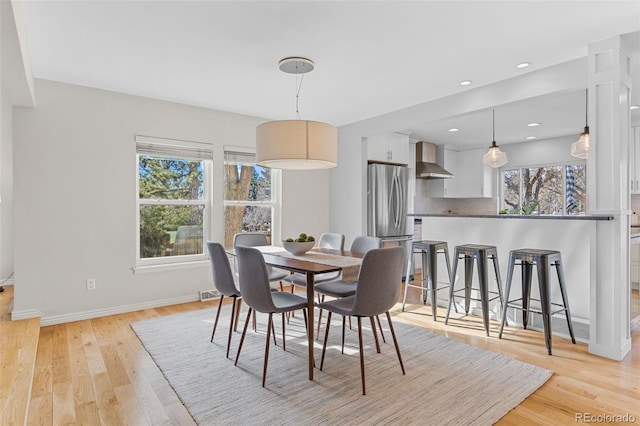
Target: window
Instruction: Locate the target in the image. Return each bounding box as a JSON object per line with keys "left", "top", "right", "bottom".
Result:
{"left": 501, "top": 163, "right": 586, "bottom": 215}
{"left": 136, "top": 136, "right": 213, "bottom": 264}
{"left": 223, "top": 149, "right": 279, "bottom": 249}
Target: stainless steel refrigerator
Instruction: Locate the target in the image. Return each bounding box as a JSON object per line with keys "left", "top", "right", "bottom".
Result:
{"left": 367, "top": 163, "right": 412, "bottom": 277}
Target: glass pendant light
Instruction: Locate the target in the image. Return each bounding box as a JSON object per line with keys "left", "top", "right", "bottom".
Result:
{"left": 571, "top": 89, "right": 589, "bottom": 159}
{"left": 483, "top": 110, "right": 508, "bottom": 168}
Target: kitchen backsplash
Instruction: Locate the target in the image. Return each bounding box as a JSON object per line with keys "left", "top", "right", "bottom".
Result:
{"left": 414, "top": 195, "right": 498, "bottom": 215}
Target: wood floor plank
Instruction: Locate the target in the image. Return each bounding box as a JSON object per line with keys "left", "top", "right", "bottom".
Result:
{"left": 0, "top": 285, "right": 40, "bottom": 426}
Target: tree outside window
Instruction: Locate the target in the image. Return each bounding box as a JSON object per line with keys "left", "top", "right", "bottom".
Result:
{"left": 224, "top": 151, "right": 276, "bottom": 249}
{"left": 502, "top": 163, "right": 586, "bottom": 216}
{"left": 136, "top": 136, "right": 212, "bottom": 262}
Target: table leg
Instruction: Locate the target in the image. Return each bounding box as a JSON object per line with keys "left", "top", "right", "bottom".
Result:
{"left": 306, "top": 271, "right": 315, "bottom": 380}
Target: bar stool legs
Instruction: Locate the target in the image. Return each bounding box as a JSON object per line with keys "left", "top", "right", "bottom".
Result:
{"left": 445, "top": 244, "right": 503, "bottom": 336}
{"left": 402, "top": 240, "right": 451, "bottom": 320}
{"left": 499, "top": 249, "right": 576, "bottom": 355}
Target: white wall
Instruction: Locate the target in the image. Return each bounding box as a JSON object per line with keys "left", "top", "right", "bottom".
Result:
{"left": 500, "top": 135, "right": 579, "bottom": 168}
{"left": 1, "top": 90, "right": 13, "bottom": 282}
{"left": 12, "top": 79, "right": 329, "bottom": 324}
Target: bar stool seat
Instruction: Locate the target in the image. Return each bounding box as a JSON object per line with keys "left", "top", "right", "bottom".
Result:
{"left": 402, "top": 240, "right": 451, "bottom": 320}
{"left": 445, "top": 244, "right": 503, "bottom": 336}
{"left": 499, "top": 248, "right": 576, "bottom": 355}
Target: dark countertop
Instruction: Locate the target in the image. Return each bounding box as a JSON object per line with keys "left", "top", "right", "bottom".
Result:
{"left": 409, "top": 213, "right": 613, "bottom": 221}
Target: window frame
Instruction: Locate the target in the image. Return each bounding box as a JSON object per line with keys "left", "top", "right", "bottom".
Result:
{"left": 500, "top": 160, "right": 587, "bottom": 216}
{"left": 135, "top": 135, "right": 213, "bottom": 267}
{"left": 223, "top": 146, "right": 281, "bottom": 248}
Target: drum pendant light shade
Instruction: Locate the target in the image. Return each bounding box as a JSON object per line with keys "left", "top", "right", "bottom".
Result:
{"left": 256, "top": 120, "right": 338, "bottom": 169}
{"left": 255, "top": 57, "right": 338, "bottom": 170}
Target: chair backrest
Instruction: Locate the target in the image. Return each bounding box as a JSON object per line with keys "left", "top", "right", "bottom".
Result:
{"left": 350, "top": 236, "right": 382, "bottom": 254}
{"left": 318, "top": 233, "right": 345, "bottom": 250}
{"left": 206, "top": 241, "right": 239, "bottom": 297}
{"left": 233, "top": 232, "right": 268, "bottom": 248}
{"left": 351, "top": 246, "right": 404, "bottom": 317}
{"left": 236, "top": 246, "right": 276, "bottom": 313}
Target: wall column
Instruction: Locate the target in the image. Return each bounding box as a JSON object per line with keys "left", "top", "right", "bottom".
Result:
{"left": 587, "top": 35, "right": 633, "bottom": 360}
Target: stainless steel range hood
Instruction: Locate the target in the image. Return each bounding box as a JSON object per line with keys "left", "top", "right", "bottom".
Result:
{"left": 415, "top": 142, "right": 453, "bottom": 179}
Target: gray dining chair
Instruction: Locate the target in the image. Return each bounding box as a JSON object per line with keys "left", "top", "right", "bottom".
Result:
{"left": 318, "top": 246, "right": 406, "bottom": 395}
{"left": 313, "top": 236, "right": 383, "bottom": 339}
{"left": 285, "top": 232, "right": 345, "bottom": 293}
{"left": 233, "top": 232, "right": 288, "bottom": 291}
{"left": 206, "top": 241, "right": 242, "bottom": 358}
{"left": 234, "top": 246, "right": 309, "bottom": 387}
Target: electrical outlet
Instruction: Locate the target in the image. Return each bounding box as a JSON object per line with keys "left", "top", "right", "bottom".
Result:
{"left": 86, "top": 278, "right": 96, "bottom": 291}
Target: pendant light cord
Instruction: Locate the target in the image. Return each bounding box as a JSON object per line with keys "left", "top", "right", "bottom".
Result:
{"left": 492, "top": 109, "right": 495, "bottom": 142}
{"left": 584, "top": 88, "right": 588, "bottom": 127}
{"left": 295, "top": 72, "right": 305, "bottom": 120}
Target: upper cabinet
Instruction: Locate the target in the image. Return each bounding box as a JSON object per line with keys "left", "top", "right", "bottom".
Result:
{"left": 367, "top": 133, "right": 410, "bottom": 165}
{"left": 428, "top": 147, "right": 494, "bottom": 198}
{"left": 631, "top": 127, "right": 640, "bottom": 194}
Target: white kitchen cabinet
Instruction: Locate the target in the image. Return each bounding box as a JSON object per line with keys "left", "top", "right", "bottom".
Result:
{"left": 367, "top": 132, "right": 409, "bottom": 165}
{"left": 428, "top": 147, "right": 493, "bottom": 198}
{"left": 631, "top": 127, "right": 640, "bottom": 194}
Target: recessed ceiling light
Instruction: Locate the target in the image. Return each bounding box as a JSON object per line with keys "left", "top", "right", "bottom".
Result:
{"left": 631, "top": 105, "right": 640, "bottom": 110}
{"left": 448, "top": 128, "right": 459, "bottom": 132}
{"left": 459, "top": 80, "right": 472, "bottom": 86}
{"left": 525, "top": 136, "right": 537, "bottom": 140}
{"left": 527, "top": 122, "right": 541, "bottom": 127}
{"left": 516, "top": 62, "right": 531, "bottom": 69}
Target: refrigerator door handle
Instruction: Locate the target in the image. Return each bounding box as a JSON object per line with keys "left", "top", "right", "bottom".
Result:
{"left": 393, "top": 172, "right": 402, "bottom": 229}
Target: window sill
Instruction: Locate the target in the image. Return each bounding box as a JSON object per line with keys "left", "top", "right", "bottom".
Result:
{"left": 133, "top": 259, "right": 210, "bottom": 274}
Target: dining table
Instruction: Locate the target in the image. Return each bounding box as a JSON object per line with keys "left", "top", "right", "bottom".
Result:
{"left": 228, "top": 245, "right": 363, "bottom": 380}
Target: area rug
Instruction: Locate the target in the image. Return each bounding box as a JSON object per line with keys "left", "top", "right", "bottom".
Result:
{"left": 131, "top": 307, "right": 552, "bottom": 425}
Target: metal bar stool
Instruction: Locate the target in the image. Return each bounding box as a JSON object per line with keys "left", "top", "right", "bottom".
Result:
{"left": 402, "top": 240, "right": 452, "bottom": 320}
{"left": 445, "top": 244, "right": 504, "bottom": 336}
{"left": 498, "top": 248, "right": 576, "bottom": 355}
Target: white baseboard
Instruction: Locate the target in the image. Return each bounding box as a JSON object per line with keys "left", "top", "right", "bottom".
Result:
{"left": 11, "top": 308, "right": 41, "bottom": 321}
{"left": 1, "top": 278, "right": 14, "bottom": 286}
{"left": 36, "top": 294, "right": 200, "bottom": 326}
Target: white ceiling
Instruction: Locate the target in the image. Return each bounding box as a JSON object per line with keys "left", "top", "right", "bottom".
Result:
{"left": 17, "top": 1, "right": 640, "bottom": 147}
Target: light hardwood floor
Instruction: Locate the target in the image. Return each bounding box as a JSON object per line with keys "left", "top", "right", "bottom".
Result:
{"left": 1, "top": 284, "right": 639, "bottom": 425}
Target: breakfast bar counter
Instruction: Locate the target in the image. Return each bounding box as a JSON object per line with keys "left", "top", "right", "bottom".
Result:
{"left": 406, "top": 213, "right": 621, "bottom": 342}
{"left": 408, "top": 213, "right": 613, "bottom": 220}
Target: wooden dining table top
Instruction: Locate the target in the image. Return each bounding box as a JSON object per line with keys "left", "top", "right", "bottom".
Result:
{"left": 227, "top": 246, "right": 364, "bottom": 275}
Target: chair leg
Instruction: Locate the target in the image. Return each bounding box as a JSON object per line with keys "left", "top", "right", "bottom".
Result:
{"left": 211, "top": 295, "right": 224, "bottom": 342}
{"left": 316, "top": 295, "right": 325, "bottom": 340}
{"left": 226, "top": 297, "right": 237, "bottom": 358}
{"left": 281, "top": 312, "right": 286, "bottom": 352}
{"left": 320, "top": 311, "right": 332, "bottom": 371}
{"left": 271, "top": 318, "right": 277, "bottom": 346}
{"left": 370, "top": 317, "right": 381, "bottom": 353}
{"left": 375, "top": 315, "right": 386, "bottom": 343}
{"left": 386, "top": 311, "right": 405, "bottom": 375}
{"left": 341, "top": 316, "right": 346, "bottom": 354}
{"left": 357, "top": 317, "right": 366, "bottom": 395}
{"left": 262, "top": 313, "right": 273, "bottom": 387}
{"left": 234, "top": 298, "right": 242, "bottom": 332}
{"left": 234, "top": 307, "right": 252, "bottom": 366}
